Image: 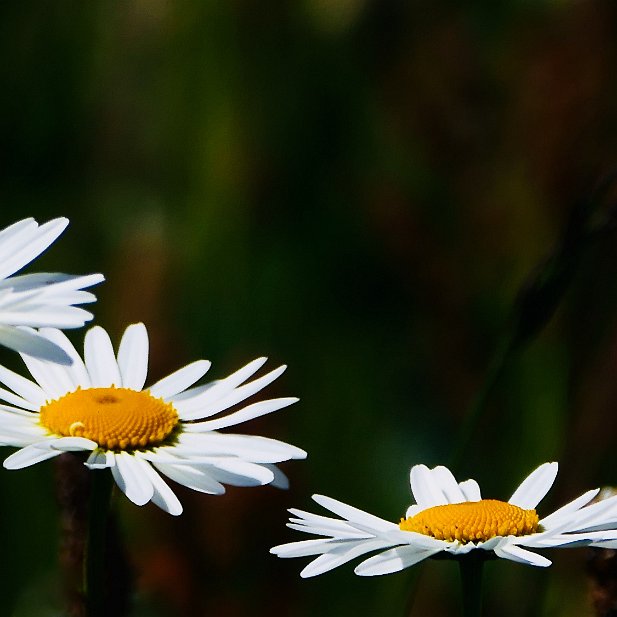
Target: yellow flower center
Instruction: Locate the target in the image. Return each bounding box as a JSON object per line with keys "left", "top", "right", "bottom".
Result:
{"left": 39, "top": 387, "right": 179, "bottom": 451}
{"left": 399, "top": 499, "right": 539, "bottom": 543}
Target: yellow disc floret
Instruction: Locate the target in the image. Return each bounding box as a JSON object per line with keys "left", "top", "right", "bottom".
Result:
{"left": 399, "top": 499, "right": 539, "bottom": 543}
{"left": 39, "top": 387, "right": 179, "bottom": 451}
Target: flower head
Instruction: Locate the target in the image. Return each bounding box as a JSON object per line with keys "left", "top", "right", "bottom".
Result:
{"left": 271, "top": 463, "right": 617, "bottom": 577}
{"left": 0, "top": 217, "right": 104, "bottom": 363}
{"left": 0, "top": 323, "right": 306, "bottom": 515}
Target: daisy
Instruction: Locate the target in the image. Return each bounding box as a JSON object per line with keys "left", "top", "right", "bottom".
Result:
{"left": 0, "top": 217, "right": 104, "bottom": 363}
{"left": 271, "top": 463, "right": 617, "bottom": 577}
{"left": 0, "top": 323, "right": 306, "bottom": 515}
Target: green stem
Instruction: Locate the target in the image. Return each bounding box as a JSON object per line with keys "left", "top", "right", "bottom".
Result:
{"left": 84, "top": 468, "right": 114, "bottom": 617}
{"left": 459, "top": 556, "right": 484, "bottom": 617}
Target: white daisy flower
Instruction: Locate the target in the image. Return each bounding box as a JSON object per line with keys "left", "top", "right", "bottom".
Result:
{"left": 271, "top": 463, "right": 617, "bottom": 577}
{"left": 0, "top": 217, "right": 104, "bottom": 364}
{"left": 0, "top": 323, "right": 306, "bottom": 515}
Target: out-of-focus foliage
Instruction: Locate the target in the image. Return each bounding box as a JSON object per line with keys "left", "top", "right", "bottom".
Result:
{"left": 2, "top": 1, "right": 617, "bottom": 616}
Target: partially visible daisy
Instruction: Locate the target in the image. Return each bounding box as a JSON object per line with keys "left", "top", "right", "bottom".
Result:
{"left": 0, "top": 217, "right": 104, "bottom": 363}
{"left": 271, "top": 463, "right": 617, "bottom": 577}
{"left": 0, "top": 323, "right": 306, "bottom": 515}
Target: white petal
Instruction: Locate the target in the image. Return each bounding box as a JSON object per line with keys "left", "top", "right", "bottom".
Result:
{"left": 111, "top": 452, "right": 154, "bottom": 506}
{"left": 443, "top": 542, "right": 477, "bottom": 556}
{"left": 135, "top": 457, "right": 183, "bottom": 515}
{"left": 84, "top": 326, "right": 121, "bottom": 387}
{"left": 523, "top": 532, "right": 604, "bottom": 548}
{"left": 312, "top": 495, "right": 395, "bottom": 534}
{"left": 202, "top": 459, "right": 274, "bottom": 487}
{"left": 271, "top": 538, "right": 344, "bottom": 558}
{"left": 509, "top": 462, "right": 558, "bottom": 509}
{"left": 459, "top": 479, "right": 482, "bottom": 502}
{"left": 0, "top": 325, "right": 72, "bottom": 364}
{"left": 49, "top": 436, "right": 97, "bottom": 451}
{"left": 354, "top": 545, "right": 442, "bottom": 576}
{"left": 174, "top": 432, "right": 306, "bottom": 463}
{"left": 592, "top": 539, "right": 617, "bottom": 549}
{"left": 180, "top": 357, "right": 268, "bottom": 408}
{"left": 493, "top": 542, "right": 551, "bottom": 567}
{"left": 405, "top": 504, "right": 423, "bottom": 518}
{"left": 0, "top": 410, "right": 43, "bottom": 431}
{"left": 432, "top": 466, "right": 467, "bottom": 503}
{"left": 539, "top": 489, "right": 599, "bottom": 529}
{"left": 0, "top": 364, "right": 46, "bottom": 406}
{"left": 288, "top": 509, "right": 370, "bottom": 538}
{"left": 12, "top": 272, "right": 104, "bottom": 298}
{"left": 153, "top": 461, "right": 226, "bottom": 495}
{"left": 116, "top": 323, "right": 149, "bottom": 391}
{"left": 187, "top": 397, "right": 298, "bottom": 432}
{"left": 0, "top": 217, "right": 67, "bottom": 280}
{"left": 20, "top": 343, "right": 77, "bottom": 400}
{"left": 148, "top": 360, "right": 211, "bottom": 399}
{"left": 0, "top": 386, "right": 40, "bottom": 411}
{"left": 176, "top": 365, "right": 287, "bottom": 421}
{"left": 410, "top": 465, "right": 449, "bottom": 508}
{"left": 262, "top": 464, "right": 289, "bottom": 489}
{"left": 168, "top": 382, "right": 217, "bottom": 402}
{"left": 3, "top": 441, "right": 63, "bottom": 469}
{"left": 554, "top": 494, "right": 617, "bottom": 533}
{"left": 380, "top": 528, "right": 447, "bottom": 548}
{"left": 478, "top": 537, "right": 502, "bottom": 551}
{"left": 0, "top": 219, "right": 37, "bottom": 262}
{"left": 287, "top": 522, "right": 370, "bottom": 540}
{"left": 37, "top": 328, "right": 91, "bottom": 389}
{"left": 0, "top": 306, "right": 94, "bottom": 329}
{"left": 0, "top": 404, "right": 41, "bottom": 420}
{"left": 301, "top": 539, "right": 396, "bottom": 578}
{"left": 0, "top": 429, "right": 46, "bottom": 448}
{"left": 287, "top": 522, "right": 365, "bottom": 539}
{"left": 86, "top": 450, "right": 112, "bottom": 470}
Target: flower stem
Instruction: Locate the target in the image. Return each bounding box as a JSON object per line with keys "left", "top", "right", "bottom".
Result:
{"left": 84, "top": 468, "right": 114, "bottom": 617}
{"left": 458, "top": 556, "right": 484, "bottom": 617}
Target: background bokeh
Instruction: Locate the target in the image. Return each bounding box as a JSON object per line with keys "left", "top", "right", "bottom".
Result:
{"left": 2, "top": 1, "right": 617, "bottom": 616}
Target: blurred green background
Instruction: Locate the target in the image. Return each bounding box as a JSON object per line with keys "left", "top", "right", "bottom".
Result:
{"left": 2, "top": 1, "right": 617, "bottom": 616}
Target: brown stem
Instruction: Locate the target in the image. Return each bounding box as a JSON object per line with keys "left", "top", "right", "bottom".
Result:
{"left": 54, "top": 454, "right": 134, "bottom": 617}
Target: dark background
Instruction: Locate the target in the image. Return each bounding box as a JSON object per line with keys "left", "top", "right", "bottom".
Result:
{"left": 2, "top": 2, "right": 617, "bottom": 616}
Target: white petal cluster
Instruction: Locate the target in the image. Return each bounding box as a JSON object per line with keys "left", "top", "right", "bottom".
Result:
{"left": 271, "top": 463, "right": 617, "bottom": 577}
{"left": 0, "top": 217, "right": 104, "bottom": 363}
{"left": 0, "top": 323, "right": 305, "bottom": 515}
